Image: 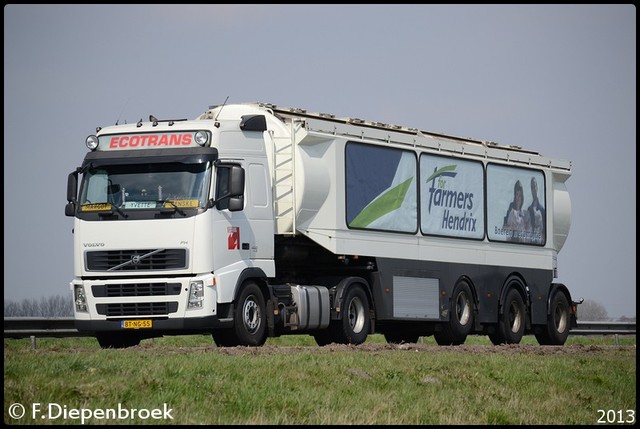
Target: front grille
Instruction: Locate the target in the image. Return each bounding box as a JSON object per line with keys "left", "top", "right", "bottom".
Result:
{"left": 86, "top": 249, "right": 187, "bottom": 271}
{"left": 96, "top": 302, "right": 179, "bottom": 317}
{"left": 92, "top": 283, "right": 182, "bottom": 297}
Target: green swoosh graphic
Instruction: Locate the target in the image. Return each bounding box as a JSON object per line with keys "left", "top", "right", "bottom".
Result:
{"left": 350, "top": 177, "right": 413, "bottom": 228}
{"left": 425, "top": 165, "right": 457, "bottom": 182}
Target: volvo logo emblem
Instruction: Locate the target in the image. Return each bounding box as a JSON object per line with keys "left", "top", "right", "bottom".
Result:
{"left": 107, "top": 248, "right": 165, "bottom": 271}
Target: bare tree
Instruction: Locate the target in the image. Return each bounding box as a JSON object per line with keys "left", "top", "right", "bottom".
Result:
{"left": 3, "top": 300, "right": 21, "bottom": 317}
{"left": 4, "top": 295, "right": 73, "bottom": 317}
{"left": 617, "top": 315, "right": 636, "bottom": 322}
{"left": 576, "top": 299, "right": 609, "bottom": 321}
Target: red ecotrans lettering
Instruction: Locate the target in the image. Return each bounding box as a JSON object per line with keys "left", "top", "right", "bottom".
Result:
{"left": 108, "top": 133, "right": 193, "bottom": 149}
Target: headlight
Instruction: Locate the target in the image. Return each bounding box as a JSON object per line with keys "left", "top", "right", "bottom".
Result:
{"left": 194, "top": 131, "right": 209, "bottom": 147}
{"left": 188, "top": 281, "right": 204, "bottom": 309}
{"left": 85, "top": 135, "right": 99, "bottom": 150}
{"left": 74, "top": 285, "right": 88, "bottom": 312}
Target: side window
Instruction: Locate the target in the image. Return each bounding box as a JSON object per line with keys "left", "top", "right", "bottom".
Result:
{"left": 215, "top": 166, "right": 231, "bottom": 210}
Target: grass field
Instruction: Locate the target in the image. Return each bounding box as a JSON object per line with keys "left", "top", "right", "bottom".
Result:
{"left": 4, "top": 334, "right": 636, "bottom": 425}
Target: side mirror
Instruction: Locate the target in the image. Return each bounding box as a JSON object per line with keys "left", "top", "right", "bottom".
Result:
{"left": 66, "top": 170, "right": 79, "bottom": 217}
{"left": 65, "top": 202, "right": 76, "bottom": 217}
{"left": 228, "top": 197, "right": 244, "bottom": 212}
{"left": 212, "top": 163, "right": 246, "bottom": 211}
{"left": 229, "top": 165, "right": 245, "bottom": 196}
{"left": 67, "top": 170, "right": 78, "bottom": 203}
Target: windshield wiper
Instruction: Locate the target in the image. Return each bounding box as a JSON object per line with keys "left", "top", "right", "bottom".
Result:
{"left": 97, "top": 203, "right": 128, "bottom": 219}
{"left": 160, "top": 199, "right": 187, "bottom": 216}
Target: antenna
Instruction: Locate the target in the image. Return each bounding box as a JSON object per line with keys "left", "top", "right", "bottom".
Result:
{"left": 213, "top": 96, "right": 230, "bottom": 122}
{"left": 115, "top": 97, "right": 131, "bottom": 125}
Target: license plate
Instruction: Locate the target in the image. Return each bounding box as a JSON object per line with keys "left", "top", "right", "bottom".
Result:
{"left": 121, "top": 319, "right": 152, "bottom": 329}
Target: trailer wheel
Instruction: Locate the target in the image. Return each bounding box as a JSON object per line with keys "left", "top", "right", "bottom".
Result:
{"left": 489, "top": 288, "right": 526, "bottom": 345}
{"left": 96, "top": 333, "right": 141, "bottom": 349}
{"left": 230, "top": 282, "right": 267, "bottom": 347}
{"left": 434, "top": 281, "right": 474, "bottom": 346}
{"left": 330, "top": 285, "right": 370, "bottom": 345}
{"left": 535, "top": 290, "right": 571, "bottom": 345}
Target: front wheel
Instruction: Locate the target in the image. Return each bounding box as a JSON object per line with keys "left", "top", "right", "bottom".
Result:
{"left": 220, "top": 282, "right": 267, "bottom": 347}
{"left": 489, "top": 288, "right": 526, "bottom": 345}
{"left": 535, "top": 291, "right": 571, "bottom": 345}
{"left": 330, "top": 285, "right": 370, "bottom": 345}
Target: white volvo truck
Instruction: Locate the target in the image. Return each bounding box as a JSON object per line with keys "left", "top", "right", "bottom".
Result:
{"left": 66, "top": 101, "right": 580, "bottom": 348}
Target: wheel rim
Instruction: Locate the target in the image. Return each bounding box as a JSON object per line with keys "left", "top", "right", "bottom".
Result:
{"left": 456, "top": 292, "right": 471, "bottom": 325}
{"left": 554, "top": 303, "right": 568, "bottom": 333}
{"left": 243, "top": 296, "right": 261, "bottom": 333}
{"left": 348, "top": 296, "right": 366, "bottom": 334}
{"left": 508, "top": 301, "right": 523, "bottom": 333}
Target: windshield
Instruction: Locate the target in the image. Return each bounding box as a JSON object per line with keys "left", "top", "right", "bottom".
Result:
{"left": 78, "top": 161, "right": 211, "bottom": 212}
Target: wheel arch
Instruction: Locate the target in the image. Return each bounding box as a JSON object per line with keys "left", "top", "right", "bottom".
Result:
{"left": 320, "top": 276, "right": 374, "bottom": 327}
{"left": 547, "top": 282, "right": 578, "bottom": 328}
{"left": 234, "top": 267, "right": 270, "bottom": 300}
{"left": 455, "top": 275, "right": 480, "bottom": 310}
{"left": 454, "top": 275, "right": 480, "bottom": 329}
{"left": 498, "top": 273, "right": 529, "bottom": 316}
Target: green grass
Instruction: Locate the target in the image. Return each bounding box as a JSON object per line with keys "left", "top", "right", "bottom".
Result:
{"left": 4, "top": 335, "right": 636, "bottom": 425}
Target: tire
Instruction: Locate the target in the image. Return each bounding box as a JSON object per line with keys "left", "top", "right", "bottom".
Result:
{"left": 229, "top": 282, "right": 267, "bottom": 347}
{"left": 384, "top": 333, "right": 420, "bottom": 344}
{"left": 489, "top": 288, "right": 526, "bottom": 345}
{"left": 312, "top": 330, "right": 334, "bottom": 347}
{"left": 212, "top": 329, "right": 240, "bottom": 347}
{"left": 96, "top": 333, "right": 141, "bottom": 349}
{"left": 330, "top": 285, "right": 370, "bottom": 345}
{"left": 535, "top": 291, "right": 571, "bottom": 345}
{"left": 434, "top": 281, "right": 474, "bottom": 345}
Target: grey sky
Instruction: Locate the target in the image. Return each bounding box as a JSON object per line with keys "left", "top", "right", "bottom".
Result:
{"left": 4, "top": 4, "right": 636, "bottom": 318}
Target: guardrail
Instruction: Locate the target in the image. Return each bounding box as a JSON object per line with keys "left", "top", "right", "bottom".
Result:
{"left": 569, "top": 321, "right": 636, "bottom": 336}
{"left": 3, "top": 317, "right": 636, "bottom": 339}
{"left": 4, "top": 317, "right": 87, "bottom": 339}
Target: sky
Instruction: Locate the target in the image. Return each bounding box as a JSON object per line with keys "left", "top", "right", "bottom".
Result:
{"left": 4, "top": 4, "right": 636, "bottom": 318}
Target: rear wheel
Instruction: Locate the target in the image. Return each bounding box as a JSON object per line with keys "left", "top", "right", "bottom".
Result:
{"left": 489, "top": 288, "right": 526, "bottom": 345}
{"left": 535, "top": 290, "right": 571, "bottom": 345}
{"left": 434, "top": 281, "right": 474, "bottom": 345}
{"left": 330, "top": 285, "right": 370, "bottom": 345}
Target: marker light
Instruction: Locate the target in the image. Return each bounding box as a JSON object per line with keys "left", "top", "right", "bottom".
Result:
{"left": 85, "top": 135, "right": 99, "bottom": 150}
{"left": 194, "top": 130, "right": 209, "bottom": 147}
